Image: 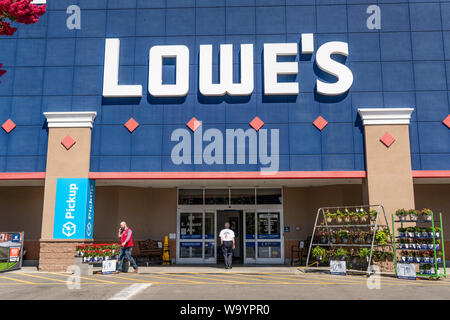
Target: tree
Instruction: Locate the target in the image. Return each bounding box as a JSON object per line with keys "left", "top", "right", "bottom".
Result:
{"left": 0, "top": 0, "right": 46, "bottom": 82}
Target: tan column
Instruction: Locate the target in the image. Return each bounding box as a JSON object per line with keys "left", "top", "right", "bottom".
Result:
{"left": 39, "top": 112, "right": 97, "bottom": 271}
{"left": 358, "top": 108, "right": 415, "bottom": 220}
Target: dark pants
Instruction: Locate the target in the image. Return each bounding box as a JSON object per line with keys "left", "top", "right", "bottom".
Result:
{"left": 118, "top": 246, "right": 138, "bottom": 272}
{"left": 222, "top": 241, "right": 233, "bottom": 268}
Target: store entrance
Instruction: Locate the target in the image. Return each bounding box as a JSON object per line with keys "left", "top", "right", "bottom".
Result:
{"left": 216, "top": 210, "right": 243, "bottom": 264}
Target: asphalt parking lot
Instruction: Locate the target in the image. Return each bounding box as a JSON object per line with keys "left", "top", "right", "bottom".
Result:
{"left": 1, "top": 270, "right": 450, "bottom": 300}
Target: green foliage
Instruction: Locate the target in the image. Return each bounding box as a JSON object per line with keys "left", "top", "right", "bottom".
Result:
{"left": 312, "top": 246, "right": 327, "bottom": 261}
{"left": 375, "top": 229, "right": 388, "bottom": 245}
{"left": 358, "top": 248, "right": 371, "bottom": 259}
{"left": 334, "top": 247, "right": 347, "bottom": 258}
{"left": 395, "top": 208, "right": 408, "bottom": 216}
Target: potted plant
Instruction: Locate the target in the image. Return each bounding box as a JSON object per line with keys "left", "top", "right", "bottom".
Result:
{"left": 334, "top": 247, "right": 347, "bottom": 261}
{"left": 324, "top": 210, "right": 335, "bottom": 223}
{"left": 369, "top": 210, "right": 377, "bottom": 223}
{"left": 408, "top": 209, "right": 419, "bottom": 221}
{"left": 336, "top": 209, "right": 344, "bottom": 224}
{"left": 435, "top": 239, "right": 440, "bottom": 250}
{"left": 330, "top": 230, "right": 338, "bottom": 244}
{"left": 317, "top": 230, "right": 328, "bottom": 244}
{"left": 436, "top": 251, "right": 442, "bottom": 264}
{"left": 400, "top": 250, "right": 408, "bottom": 263}
{"left": 376, "top": 229, "right": 388, "bottom": 245}
{"left": 406, "top": 227, "right": 415, "bottom": 239}
{"left": 351, "top": 210, "right": 361, "bottom": 224}
{"left": 419, "top": 265, "right": 425, "bottom": 275}
{"left": 407, "top": 252, "right": 414, "bottom": 263}
{"left": 398, "top": 227, "right": 406, "bottom": 238}
{"left": 338, "top": 230, "right": 349, "bottom": 243}
{"left": 434, "top": 227, "right": 441, "bottom": 239}
{"left": 358, "top": 210, "right": 368, "bottom": 224}
{"left": 395, "top": 208, "right": 408, "bottom": 221}
{"left": 414, "top": 252, "right": 421, "bottom": 263}
{"left": 358, "top": 247, "right": 371, "bottom": 262}
{"left": 343, "top": 209, "right": 352, "bottom": 223}
{"left": 312, "top": 246, "right": 327, "bottom": 262}
{"left": 420, "top": 208, "right": 433, "bottom": 221}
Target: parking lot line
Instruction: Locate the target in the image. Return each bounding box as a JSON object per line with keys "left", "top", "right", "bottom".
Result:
{"left": 206, "top": 273, "right": 294, "bottom": 284}
{"left": 244, "top": 273, "right": 340, "bottom": 285}
{"left": 0, "top": 275, "right": 36, "bottom": 285}
{"left": 17, "top": 272, "right": 68, "bottom": 283}
{"left": 48, "top": 272, "right": 120, "bottom": 284}
{"left": 163, "top": 273, "right": 250, "bottom": 284}
{"left": 138, "top": 273, "right": 208, "bottom": 284}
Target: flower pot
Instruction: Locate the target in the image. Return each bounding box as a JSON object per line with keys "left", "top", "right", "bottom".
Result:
{"left": 404, "top": 243, "right": 409, "bottom": 249}
{"left": 428, "top": 244, "right": 434, "bottom": 250}
{"left": 436, "top": 244, "right": 440, "bottom": 250}
{"left": 415, "top": 232, "right": 421, "bottom": 238}
{"left": 401, "top": 256, "right": 407, "bottom": 263}
{"left": 398, "top": 232, "right": 405, "bottom": 238}
{"left": 341, "top": 237, "right": 348, "bottom": 244}
{"left": 409, "top": 214, "right": 417, "bottom": 221}
{"left": 428, "top": 232, "right": 434, "bottom": 238}
{"left": 319, "top": 236, "right": 327, "bottom": 244}
{"left": 429, "top": 258, "right": 434, "bottom": 264}
{"left": 437, "top": 258, "right": 442, "bottom": 263}
{"left": 427, "top": 270, "right": 432, "bottom": 275}
{"left": 399, "top": 216, "right": 406, "bottom": 221}
{"left": 105, "top": 256, "right": 110, "bottom": 260}
{"left": 435, "top": 232, "right": 440, "bottom": 238}
{"left": 415, "top": 257, "right": 421, "bottom": 263}
{"left": 336, "top": 217, "right": 343, "bottom": 224}
{"left": 326, "top": 217, "right": 333, "bottom": 223}
{"left": 331, "top": 237, "right": 337, "bottom": 244}
{"left": 407, "top": 232, "right": 414, "bottom": 238}
{"left": 411, "top": 243, "right": 416, "bottom": 249}
{"left": 344, "top": 217, "right": 351, "bottom": 223}
{"left": 360, "top": 216, "right": 368, "bottom": 224}
{"left": 425, "top": 215, "right": 432, "bottom": 221}
{"left": 422, "top": 233, "right": 428, "bottom": 239}
{"left": 408, "top": 257, "right": 414, "bottom": 263}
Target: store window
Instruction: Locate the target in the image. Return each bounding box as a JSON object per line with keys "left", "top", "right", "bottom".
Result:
{"left": 204, "top": 189, "right": 229, "bottom": 205}
{"left": 178, "top": 189, "right": 203, "bottom": 205}
{"left": 231, "top": 189, "right": 255, "bottom": 205}
{"left": 256, "top": 189, "right": 282, "bottom": 204}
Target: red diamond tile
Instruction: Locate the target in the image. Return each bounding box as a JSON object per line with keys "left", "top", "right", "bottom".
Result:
{"left": 1, "top": 119, "right": 16, "bottom": 134}
{"left": 380, "top": 132, "right": 396, "bottom": 148}
{"left": 313, "top": 116, "right": 328, "bottom": 131}
{"left": 124, "top": 118, "right": 139, "bottom": 133}
{"left": 186, "top": 117, "right": 202, "bottom": 132}
{"left": 443, "top": 115, "right": 450, "bottom": 129}
{"left": 61, "top": 135, "right": 76, "bottom": 150}
{"left": 249, "top": 116, "right": 264, "bottom": 131}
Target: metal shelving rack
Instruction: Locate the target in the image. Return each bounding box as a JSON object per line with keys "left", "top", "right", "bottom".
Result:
{"left": 305, "top": 205, "right": 391, "bottom": 276}
{"left": 392, "top": 212, "right": 447, "bottom": 279}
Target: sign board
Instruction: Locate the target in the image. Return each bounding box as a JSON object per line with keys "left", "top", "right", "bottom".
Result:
{"left": 102, "top": 260, "right": 117, "bottom": 275}
{"left": 330, "top": 260, "right": 346, "bottom": 276}
{"left": 53, "top": 178, "right": 95, "bottom": 240}
{"left": 0, "top": 231, "right": 24, "bottom": 273}
{"left": 397, "top": 263, "right": 416, "bottom": 280}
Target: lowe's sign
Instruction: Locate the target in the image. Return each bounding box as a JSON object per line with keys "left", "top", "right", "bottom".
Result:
{"left": 53, "top": 178, "right": 95, "bottom": 240}
{"left": 103, "top": 34, "right": 353, "bottom": 99}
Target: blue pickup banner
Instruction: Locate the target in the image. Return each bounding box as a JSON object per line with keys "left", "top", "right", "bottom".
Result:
{"left": 53, "top": 178, "right": 95, "bottom": 240}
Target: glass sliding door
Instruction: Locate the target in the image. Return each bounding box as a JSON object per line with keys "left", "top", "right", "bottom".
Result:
{"left": 178, "top": 210, "right": 216, "bottom": 263}
{"left": 256, "top": 211, "right": 283, "bottom": 263}
{"left": 244, "top": 211, "right": 256, "bottom": 263}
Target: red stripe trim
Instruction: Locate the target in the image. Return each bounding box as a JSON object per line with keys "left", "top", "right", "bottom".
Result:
{"left": 0, "top": 172, "right": 46, "bottom": 180}
{"left": 88, "top": 171, "right": 367, "bottom": 180}
{"left": 412, "top": 170, "right": 450, "bottom": 178}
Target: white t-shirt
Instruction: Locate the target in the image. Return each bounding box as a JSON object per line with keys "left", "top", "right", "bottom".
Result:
{"left": 219, "top": 228, "right": 235, "bottom": 242}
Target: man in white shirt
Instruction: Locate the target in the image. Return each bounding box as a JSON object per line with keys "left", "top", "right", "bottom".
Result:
{"left": 219, "top": 222, "right": 235, "bottom": 269}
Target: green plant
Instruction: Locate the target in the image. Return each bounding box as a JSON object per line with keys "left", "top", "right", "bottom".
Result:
{"left": 375, "top": 229, "right": 388, "bottom": 245}
{"left": 334, "top": 247, "right": 347, "bottom": 259}
{"left": 312, "top": 246, "right": 327, "bottom": 261}
{"left": 395, "top": 208, "right": 408, "bottom": 217}
{"left": 358, "top": 248, "right": 371, "bottom": 259}
{"left": 337, "top": 230, "right": 348, "bottom": 238}
{"left": 420, "top": 208, "right": 433, "bottom": 217}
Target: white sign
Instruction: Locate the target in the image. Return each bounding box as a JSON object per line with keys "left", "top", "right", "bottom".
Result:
{"left": 397, "top": 263, "right": 416, "bottom": 280}
{"left": 102, "top": 260, "right": 117, "bottom": 275}
{"left": 330, "top": 260, "right": 346, "bottom": 276}
{"left": 102, "top": 36, "right": 353, "bottom": 99}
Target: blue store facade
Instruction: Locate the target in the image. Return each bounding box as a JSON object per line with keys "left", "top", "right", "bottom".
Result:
{"left": 0, "top": 0, "right": 449, "bottom": 269}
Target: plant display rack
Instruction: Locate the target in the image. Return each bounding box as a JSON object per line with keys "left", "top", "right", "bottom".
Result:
{"left": 305, "top": 205, "right": 392, "bottom": 276}
{"left": 392, "top": 211, "right": 446, "bottom": 279}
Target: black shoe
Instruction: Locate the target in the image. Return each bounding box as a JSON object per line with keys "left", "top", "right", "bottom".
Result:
{"left": 225, "top": 266, "right": 229, "bottom": 269}
{"left": 229, "top": 266, "right": 232, "bottom": 269}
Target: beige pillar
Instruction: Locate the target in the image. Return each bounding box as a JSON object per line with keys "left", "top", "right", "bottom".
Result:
{"left": 358, "top": 108, "right": 415, "bottom": 220}
{"left": 39, "top": 112, "right": 97, "bottom": 271}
